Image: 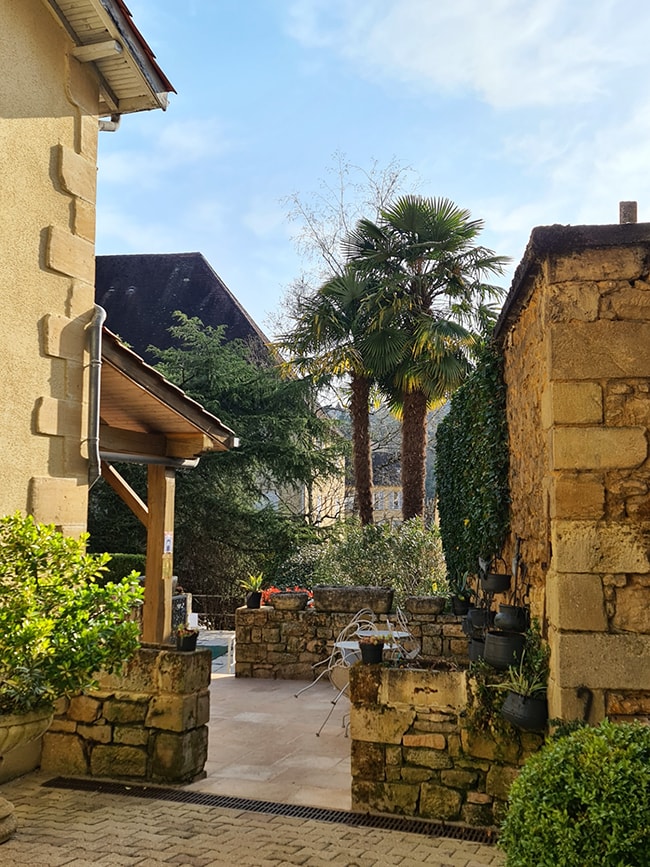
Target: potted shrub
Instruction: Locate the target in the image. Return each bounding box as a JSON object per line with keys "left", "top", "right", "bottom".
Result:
{"left": 448, "top": 572, "right": 473, "bottom": 615}
{"left": 176, "top": 624, "right": 199, "bottom": 652}
{"left": 239, "top": 572, "right": 264, "bottom": 608}
{"left": 358, "top": 633, "right": 387, "bottom": 664}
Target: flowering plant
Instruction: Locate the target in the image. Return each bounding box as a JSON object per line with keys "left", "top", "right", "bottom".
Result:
{"left": 176, "top": 624, "right": 199, "bottom": 637}
{"left": 358, "top": 632, "right": 390, "bottom": 646}
{"left": 261, "top": 586, "right": 313, "bottom": 606}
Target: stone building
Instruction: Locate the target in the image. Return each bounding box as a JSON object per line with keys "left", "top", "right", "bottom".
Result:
{"left": 494, "top": 210, "right": 650, "bottom": 725}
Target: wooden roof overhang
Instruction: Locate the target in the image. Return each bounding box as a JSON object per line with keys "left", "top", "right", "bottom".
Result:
{"left": 45, "top": 0, "right": 176, "bottom": 115}
{"left": 99, "top": 329, "right": 237, "bottom": 645}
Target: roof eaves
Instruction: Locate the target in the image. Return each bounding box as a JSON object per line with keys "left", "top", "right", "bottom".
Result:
{"left": 102, "top": 328, "right": 238, "bottom": 450}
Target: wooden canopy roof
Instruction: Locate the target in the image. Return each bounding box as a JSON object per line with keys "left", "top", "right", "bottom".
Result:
{"left": 100, "top": 328, "right": 237, "bottom": 463}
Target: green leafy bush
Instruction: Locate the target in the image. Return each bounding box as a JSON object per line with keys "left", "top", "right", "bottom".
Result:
{"left": 500, "top": 720, "right": 650, "bottom": 866}
{"left": 100, "top": 553, "right": 146, "bottom": 586}
{"left": 0, "top": 513, "right": 143, "bottom": 714}
{"left": 296, "top": 518, "right": 448, "bottom": 603}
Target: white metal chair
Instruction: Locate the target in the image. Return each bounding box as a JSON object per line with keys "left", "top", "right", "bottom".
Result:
{"left": 384, "top": 607, "right": 421, "bottom": 663}
{"left": 295, "top": 608, "right": 380, "bottom": 736}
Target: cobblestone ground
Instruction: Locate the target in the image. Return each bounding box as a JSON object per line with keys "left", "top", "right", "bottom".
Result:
{"left": 0, "top": 774, "right": 505, "bottom": 867}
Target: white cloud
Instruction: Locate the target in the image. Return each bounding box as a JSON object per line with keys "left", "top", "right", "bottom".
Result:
{"left": 99, "top": 118, "right": 231, "bottom": 188}
{"left": 286, "top": 0, "right": 649, "bottom": 110}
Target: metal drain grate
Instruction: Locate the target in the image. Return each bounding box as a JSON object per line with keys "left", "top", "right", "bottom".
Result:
{"left": 43, "top": 777, "right": 495, "bottom": 845}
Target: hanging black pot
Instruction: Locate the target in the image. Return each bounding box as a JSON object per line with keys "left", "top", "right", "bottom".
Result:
{"left": 481, "top": 573, "right": 511, "bottom": 594}
{"left": 467, "top": 607, "right": 494, "bottom": 629}
{"left": 494, "top": 604, "right": 528, "bottom": 633}
{"left": 469, "top": 636, "right": 485, "bottom": 662}
{"left": 246, "top": 591, "right": 262, "bottom": 609}
{"left": 451, "top": 595, "right": 470, "bottom": 615}
{"left": 501, "top": 691, "right": 548, "bottom": 732}
{"left": 484, "top": 630, "right": 525, "bottom": 670}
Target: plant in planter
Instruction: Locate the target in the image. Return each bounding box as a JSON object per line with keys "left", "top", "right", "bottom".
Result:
{"left": 175, "top": 624, "right": 200, "bottom": 652}
{"left": 358, "top": 632, "right": 389, "bottom": 664}
{"left": 490, "top": 620, "right": 550, "bottom": 731}
{"left": 448, "top": 572, "right": 473, "bottom": 615}
{"left": 0, "top": 512, "right": 143, "bottom": 719}
{"left": 239, "top": 572, "right": 264, "bottom": 608}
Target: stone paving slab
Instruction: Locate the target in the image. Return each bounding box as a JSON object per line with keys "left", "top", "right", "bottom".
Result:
{"left": 0, "top": 773, "right": 505, "bottom": 867}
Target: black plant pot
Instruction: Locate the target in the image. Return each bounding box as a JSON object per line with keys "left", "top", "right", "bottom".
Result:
{"left": 467, "top": 607, "right": 493, "bottom": 629}
{"left": 469, "top": 636, "right": 485, "bottom": 662}
{"left": 246, "top": 591, "right": 262, "bottom": 609}
{"left": 480, "top": 573, "right": 511, "bottom": 594}
{"left": 176, "top": 632, "right": 198, "bottom": 652}
{"left": 501, "top": 691, "right": 548, "bottom": 732}
{"left": 451, "top": 595, "right": 470, "bottom": 615}
{"left": 359, "top": 641, "right": 384, "bottom": 664}
{"left": 484, "top": 630, "right": 526, "bottom": 670}
{"left": 494, "top": 604, "right": 528, "bottom": 633}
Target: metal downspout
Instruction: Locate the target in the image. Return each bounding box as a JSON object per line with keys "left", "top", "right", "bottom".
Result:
{"left": 87, "top": 305, "right": 106, "bottom": 488}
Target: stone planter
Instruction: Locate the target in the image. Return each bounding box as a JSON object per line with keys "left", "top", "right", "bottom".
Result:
{"left": 269, "top": 592, "right": 310, "bottom": 611}
{"left": 312, "top": 586, "right": 394, "bottom": 614}
{"left": 404, "top": 595, "right": 446, "bottom": 615}
{"left": 0, "top": 705, "right": 53, "bottom": 755}
{"left": 0, "top": 705, "right": 54, "bottom": 842}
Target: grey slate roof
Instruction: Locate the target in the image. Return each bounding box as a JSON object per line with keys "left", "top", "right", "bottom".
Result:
{"left": 95, "top": 252, "right": 271, "bottom": 363}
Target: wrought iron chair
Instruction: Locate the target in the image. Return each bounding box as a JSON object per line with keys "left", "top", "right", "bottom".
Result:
{"left": 295, "top": 608, "right": 380, "bottom": 736}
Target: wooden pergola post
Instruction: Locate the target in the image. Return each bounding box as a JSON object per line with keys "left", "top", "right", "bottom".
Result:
{"left": 143, "top": 464, "right": 176, "bottom": 645}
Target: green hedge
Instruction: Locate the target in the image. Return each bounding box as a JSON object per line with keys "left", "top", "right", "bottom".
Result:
{"left": 435, "top": 343, "right": 510, "bottom": 582}
{"left": 100, "top": 553, "right": 145, "bottom": 586}
{"left": 500, "top": 720, "right": 650, "bottom": 866}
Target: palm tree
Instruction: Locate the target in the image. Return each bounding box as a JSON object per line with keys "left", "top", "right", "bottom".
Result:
{"left": 343, "top": 195, "right": 508, "bottom": 520}
{"left": 279, "top": 269, "right": 403, "bottom": 525}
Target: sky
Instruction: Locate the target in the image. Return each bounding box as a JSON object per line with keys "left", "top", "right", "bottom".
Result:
{"left": 96, "top": 0, "right": 650, "bottom": 338}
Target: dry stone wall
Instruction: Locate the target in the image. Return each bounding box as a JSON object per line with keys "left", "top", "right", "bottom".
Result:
{"left": 349, "top": 665, "right": 541, "bottom": 827}
{"left": 41, "top": 647, "right": 212, "bottom": 783}
{"left": 235, "top": 606, "right": 468, "bottom": 678}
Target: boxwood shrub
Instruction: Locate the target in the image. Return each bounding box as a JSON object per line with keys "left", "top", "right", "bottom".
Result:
{"left": 500, "top": 719, "right": 650, "bottom": 866}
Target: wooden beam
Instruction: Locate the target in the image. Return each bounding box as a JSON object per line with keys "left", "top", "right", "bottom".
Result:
{"left": 100, "top": 423, "right": 167, "bottom": 457}
{"left": 101, "top": 461, "right": 148, "bottom": 527}
{"left": 142, "top": 465, "right": 175, "bottom": 645}
{"left": 72, "top": 40, "right": 123, "bottom": 62}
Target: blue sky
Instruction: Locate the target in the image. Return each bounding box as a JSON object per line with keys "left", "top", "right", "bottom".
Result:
{"left": 97, "top": 0, "right": 650, "bottom": 337}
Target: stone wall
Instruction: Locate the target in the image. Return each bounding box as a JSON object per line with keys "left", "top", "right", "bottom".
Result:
{"left": 495, "top": 224, "right": 650, "bottom": 724}
{"left": 40, "top": 647, "right": 212, "bottom": 783}
{"left": 235, "top": 606, "right": 468, "bottom": 678}
{"left": 349, "top": 665, "right": 542, "bottom": 827}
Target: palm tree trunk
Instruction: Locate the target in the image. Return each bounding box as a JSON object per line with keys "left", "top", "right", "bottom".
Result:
{"left": 350, "top": 372, "right": 373, "bottom": 525}
{"left": 401, "top": 388, "right": 427, "bottom": 520}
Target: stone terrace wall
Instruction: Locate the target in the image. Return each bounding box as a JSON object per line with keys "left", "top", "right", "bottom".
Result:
{"left": 41, "top": 647, "right": 212, "bottom": 783}
{"left": 235, "top": 606, "right": 468, "bottom": 678}
{"left": 349, "top": 665, "right": 542, "bottom": 827}
{"left": 496, "top": 224, "right": 650, "bottom": 725}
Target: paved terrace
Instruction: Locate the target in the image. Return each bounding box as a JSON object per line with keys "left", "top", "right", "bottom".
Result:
{"left": 0, "top": 640, "right": 504, "bottom": 866}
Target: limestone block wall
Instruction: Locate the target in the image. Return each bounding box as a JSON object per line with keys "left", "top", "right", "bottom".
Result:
{"left": 41, "top": 647, "right": 212, "bottom": 783}
{"left": 235, "top": 607, "right": 468, "bottom": 678}
{"left": 349, "top": 666, "right": 541, "bottom": 827}
{"left": 496, "top": 225, "right": 650, "bottom": 725}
